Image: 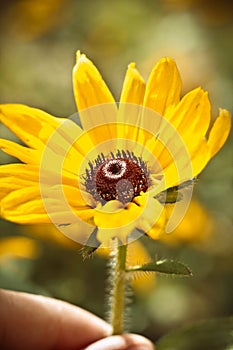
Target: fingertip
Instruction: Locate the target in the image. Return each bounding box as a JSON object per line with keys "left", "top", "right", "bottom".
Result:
{"left": 84, "top": 333, "right": 155, "bottom": 350}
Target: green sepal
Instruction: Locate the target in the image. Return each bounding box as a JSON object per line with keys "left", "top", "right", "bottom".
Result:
{"left": 155, "top": 188, "right": 183, "bottom": 204}
{"left": 155, "top": 179, "right": 196, "bottom": 204}
{"left": 126, "top": 259, "right": 192, "bottom": 276}
{"left": 81, "top": 227, "right": 101, "bottom": 259}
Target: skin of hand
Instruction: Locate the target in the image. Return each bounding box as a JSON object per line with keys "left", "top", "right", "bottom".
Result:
{"left": 0, "top": 289, "right": 154, "bottom": 350}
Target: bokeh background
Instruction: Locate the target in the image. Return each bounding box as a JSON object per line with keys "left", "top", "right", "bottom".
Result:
{"left": 0, "top": 0, "right": 232, "bottom": 345}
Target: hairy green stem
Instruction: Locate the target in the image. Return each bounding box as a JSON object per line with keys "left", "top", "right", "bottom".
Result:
{"left": 110, "top": 242, "right": 127, "bottom": 335}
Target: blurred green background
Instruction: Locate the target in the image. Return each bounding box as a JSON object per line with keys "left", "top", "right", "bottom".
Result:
{"left": 0, "top": 0, "right": 232, "bottom": 345}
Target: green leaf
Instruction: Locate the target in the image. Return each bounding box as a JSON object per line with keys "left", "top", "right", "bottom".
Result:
{"left": 126, "top": 259, "right": 192, "bottom": 276}
{"left": 156, "top": 317, "right": 233, "bottom": 350}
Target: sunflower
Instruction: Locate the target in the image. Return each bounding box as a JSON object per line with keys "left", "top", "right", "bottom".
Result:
{"left": 0, "top": 51, "right": 231, "bottom": 250}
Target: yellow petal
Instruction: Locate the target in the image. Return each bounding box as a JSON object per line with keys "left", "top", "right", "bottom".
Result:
{"left": 1, "top": 212, "right": 51, "bottom": 224}
{"left": 143, "top": 57, "right": 182, "bottom": 115}
{"left": 35, "top": 118, "right": 87, "bottom": 178}
{"left": 0, "top": 106, "right": 85, "bottom": 173}
{"left": 1, "top": 185, "right": 71, "bottom": 216}
{"left": 164, "top": 88, "right": 211, "bottom": 143}
{"left": 40, "top": 142, "right": 82, "bottom": 178}
{"left": 134, "top": 196, "right": 167, "bottom": 239}
{"left": 94, "top": 195, "right": 166, "bottom": 246}
{"left": 207, "top": 109, "right": 232, "bottom": 157}
{"left": 157, "top": 139, "right": 210, "bottom": 190}
{"left": 115, "top": 119, "right": 155, "bottom": 152}
{"left": 147, "top": 88, "right": 210, "bottom": 176}
{"left": 0, "top": 180, "right": 36, "bottom": 199}
{"left": 1, "top": 186, "right": 52, "bottom": 224}
{"left": 0, "top": 163, "right": 39, "bottom": 180}
{"left": 118, "top": 64, "right": 146, "bottom": 144}
{"left": 42, "top": 118, "right": 85, "bottom": 156}
{"left": 1, "top": 186, "right": 43, "bottom": 210}
{"left": 188, "top": 139, "right": 211, "bottom": 177}
{"left": 0, "top": 139, "right": 41, "bottom": 164}
{"left": 45, "top": 184, "right": 88, "bottom": 208}
{"left": 94, "top": 201, "right": 138, "bottom": 246}
{"left": 0, "top": 114, "right": 87, "bottom": 177}
{"left": 1, "top": 195, "right": 93, "bottom": 226}
{"left": 0, "top": 104, "right": 65, "bottom": 149}
{"left": 75, "top": 122, "right": 117, "bottom": 151}
{"left": 0, "top": 163, "right": 79, "bottom": 188}
{"left": 120, "top": 63, "right": 146, "bottom": 104}
{"left": 73, "top": 51, "right": 115, "bottom": 110}
{"left": 73, "top": 51, "right": 117, "bottom": 137}
{"left": 0, "top": 164, "right": 39, "bottom": 198}
{"left": 39, "top": 183, "right": 93, "bottom": 225}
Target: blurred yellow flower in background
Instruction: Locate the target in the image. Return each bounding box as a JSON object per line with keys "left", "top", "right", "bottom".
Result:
{"left": 0, "top": 236, "right": 40, "bottom": 262}
{"left": 2, "top": 0, "right": 71, "bottom": 40}
{"left": 126, "top": 240, "right": 156, "bottom": 293}
{"left": 161, "top": 199, "right": 213, "bottom": 245}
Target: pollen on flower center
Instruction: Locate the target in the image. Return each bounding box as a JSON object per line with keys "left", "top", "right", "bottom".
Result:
{"left": 84, "top": 151, "right": 149, "bottom": 205}
{"left": 102, "top": 159, "right": 127, "bottom": 179}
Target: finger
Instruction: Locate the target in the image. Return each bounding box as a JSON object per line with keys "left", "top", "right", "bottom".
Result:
{"left": 0, "top": 289, "right": 111, "bottom": 350}
{"left": 84, "top": 334, "right": 155, "bottom": 350}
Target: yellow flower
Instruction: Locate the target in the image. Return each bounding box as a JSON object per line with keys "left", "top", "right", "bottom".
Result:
{"left": 160, "top": 199, "right": 213, "bottom": 245}
{"left": 0, "top": 51, "right": 231, "bottom": 249}
{"left": 0, "top": 236, "right": 40, "bottom": 262}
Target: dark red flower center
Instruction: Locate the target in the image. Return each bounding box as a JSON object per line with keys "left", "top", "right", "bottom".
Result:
{"left": 84, "top": 151, "right": 149, "bottom": 205}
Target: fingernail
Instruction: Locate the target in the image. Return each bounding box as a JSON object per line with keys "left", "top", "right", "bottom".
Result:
{"left": 127, "top": 346, "right": 153, "bottom": 350}
{"left": 84, "top": 335, "right": 154, "bottom": 350}
{"left": 84, "top": 336, "right": 125, "bottom": 349}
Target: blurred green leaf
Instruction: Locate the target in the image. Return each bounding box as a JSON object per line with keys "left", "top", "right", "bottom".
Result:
{"left": 156, "top": 317, "right": 233, "bottom": 350}
{"left": 127, "top": 259, "right": 192, "bottom": 276}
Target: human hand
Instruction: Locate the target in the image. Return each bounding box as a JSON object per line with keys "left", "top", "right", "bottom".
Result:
{"left": 0, "top": 289, "right": 154, "bottom": 350}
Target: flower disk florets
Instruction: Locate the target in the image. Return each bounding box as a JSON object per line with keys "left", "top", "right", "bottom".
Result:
{"left": 84, "top": 151, "right": 149, "bottom": 205}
